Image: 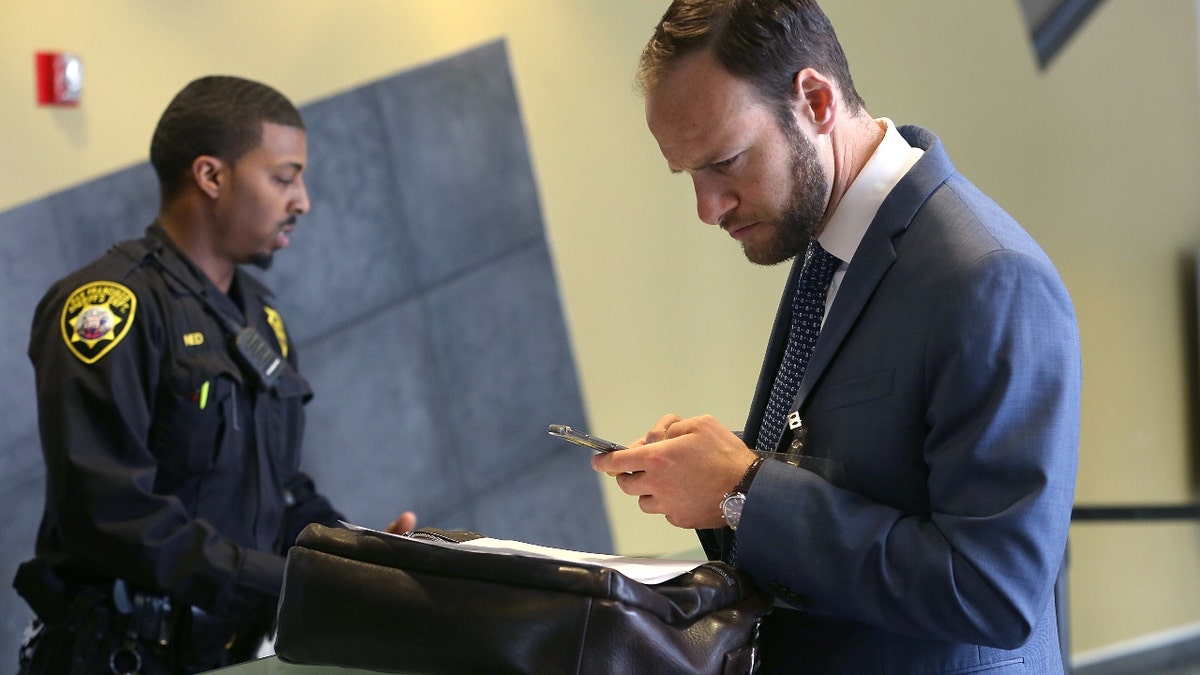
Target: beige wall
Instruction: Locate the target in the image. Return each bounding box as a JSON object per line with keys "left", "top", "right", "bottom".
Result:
{"left": 2, "top": 0, "right": 1198, "bottom": 658}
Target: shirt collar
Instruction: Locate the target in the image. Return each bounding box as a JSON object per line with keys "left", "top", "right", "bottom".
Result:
{"left": 818, "top": 118, "right": 924, "bottom": 264}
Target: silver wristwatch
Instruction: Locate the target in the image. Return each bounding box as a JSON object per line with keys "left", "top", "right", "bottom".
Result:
{"left": 720, "top": 457, "right": 764, "bottom": 531}
{"left": 720, "top": 492, "right": 747, "bottom": 530}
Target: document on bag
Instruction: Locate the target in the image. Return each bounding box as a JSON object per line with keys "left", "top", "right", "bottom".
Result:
{"left": 341, "top": 521, "right": 706, "bottom": 585}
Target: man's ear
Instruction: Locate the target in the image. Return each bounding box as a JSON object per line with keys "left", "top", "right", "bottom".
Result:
{"left": 792, "top": 67, "right": 838, "bottom": 135}
{"left": 192, "top": 155, "right": 224, "bottom": 199}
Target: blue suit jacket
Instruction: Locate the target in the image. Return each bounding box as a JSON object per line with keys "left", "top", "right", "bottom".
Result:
{"left": 700, "top": 126, "right": 1081, "bottom": 674}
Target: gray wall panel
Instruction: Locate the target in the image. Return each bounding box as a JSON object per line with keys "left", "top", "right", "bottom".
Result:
{"left": 423, "top": 243, "right": 590, "bottom": 495}
{"left": 0, "top": 200, "right": 63, "bottom": 455}
{"left": 46, "top": 162, "right": 157, "bottom": 269}
{"left": 378, "top": 40, "right": 545, "bottom": 286}
{"left": 0, "top": 39, "right": 610, "bottom": 665}
{"left": 297, "top": 298, "right": 467, "bottom": 525}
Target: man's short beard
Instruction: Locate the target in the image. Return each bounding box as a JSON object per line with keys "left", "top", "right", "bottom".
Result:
{"left": 743, "top": 118, "right": 828, "bottom": 266}
{"left": 250, "top": 252, "right": 274, "bottom": 270}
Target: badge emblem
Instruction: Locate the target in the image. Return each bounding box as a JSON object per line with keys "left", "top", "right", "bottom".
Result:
{"left": 61, "top": 281, "right": 137, "bottom": 363}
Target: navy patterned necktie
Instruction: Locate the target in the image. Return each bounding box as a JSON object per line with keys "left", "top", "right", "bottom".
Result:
{"left": 756, "top": 241, "right": 840, "bottom": 452}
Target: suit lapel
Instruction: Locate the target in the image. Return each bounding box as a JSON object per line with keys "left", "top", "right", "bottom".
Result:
{"left": 795, "top": 228, "right": 898, "bottom": 408}
{"left": 793, "top": 126, "right": 955, "bottom": 413}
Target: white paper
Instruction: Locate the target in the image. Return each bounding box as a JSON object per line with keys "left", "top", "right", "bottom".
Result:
{"left": 340, "top": 521, "right": 706, "bottom": 585}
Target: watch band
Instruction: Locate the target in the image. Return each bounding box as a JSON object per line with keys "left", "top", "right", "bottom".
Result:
{"left": 734, "top": 456, "right": 765, "bottom": 494}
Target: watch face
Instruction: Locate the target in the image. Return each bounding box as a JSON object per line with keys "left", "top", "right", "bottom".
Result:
{"left": 721, "top": 493, "right": 746, "bottom": 530}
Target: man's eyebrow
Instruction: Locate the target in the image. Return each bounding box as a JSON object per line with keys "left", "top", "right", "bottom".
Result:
{"left": 667, "top": 153, "right": 729, "bottom": 176}
{"left": 667, "top": 150, "right": 730, "bottom": 175}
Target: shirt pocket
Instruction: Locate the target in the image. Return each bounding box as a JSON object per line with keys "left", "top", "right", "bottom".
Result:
{"left": 262, "top": 367, "right": 313, "bottom": 476}
{"left": 150, "top": 353, "right": 245, "bottom": 476}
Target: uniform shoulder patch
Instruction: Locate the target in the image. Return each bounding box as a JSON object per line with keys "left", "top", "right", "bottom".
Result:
{"left": 60, "top": 281, "right": 137, "bottom": 364}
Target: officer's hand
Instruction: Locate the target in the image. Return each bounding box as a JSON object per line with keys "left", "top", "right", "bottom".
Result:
{"left": 384, "top": 511, "right": 418, "bottom": 534}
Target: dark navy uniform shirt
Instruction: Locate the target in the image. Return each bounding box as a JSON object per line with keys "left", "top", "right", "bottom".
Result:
{"left": 23, "top": 223, "right": 341, "bottom": 618}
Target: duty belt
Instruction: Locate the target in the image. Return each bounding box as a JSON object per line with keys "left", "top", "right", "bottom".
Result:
{"left": 109, "top": 579, "right": 241, "bottom": 674}
{"left": 108, "top": 579, "right": 169, "bottom": 674}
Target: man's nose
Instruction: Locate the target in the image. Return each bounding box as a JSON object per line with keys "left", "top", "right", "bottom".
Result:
{"left": 694, "top": 177, "right": 735, "bottom": 226}
{"left": 292, "top": 179, "right": 310, "bottom": 215}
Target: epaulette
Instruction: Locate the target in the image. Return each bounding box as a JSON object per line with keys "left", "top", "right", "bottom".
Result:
{"left": 109, "top": 239, "right": 156, "bottom": 267}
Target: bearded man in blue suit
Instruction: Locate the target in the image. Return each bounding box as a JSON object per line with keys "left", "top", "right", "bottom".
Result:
{"left": 592, "top": 1, "right": 1081, "bottom": 672}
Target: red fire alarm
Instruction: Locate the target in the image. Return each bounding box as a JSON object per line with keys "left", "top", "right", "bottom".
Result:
{"left": 35, "top": 51, "right": 83, "bottom": 106}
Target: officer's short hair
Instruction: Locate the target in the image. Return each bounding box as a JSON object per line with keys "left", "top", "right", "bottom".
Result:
{"left": 150, "top": 75, "right": 304, "bottom": 200}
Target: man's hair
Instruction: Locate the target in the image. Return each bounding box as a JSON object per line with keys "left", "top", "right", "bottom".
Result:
{"left": 638, "top": 0, "right": 865, "bottom": 120}
{"left": 149, "top": 75, "right": 304, "bottom": 200}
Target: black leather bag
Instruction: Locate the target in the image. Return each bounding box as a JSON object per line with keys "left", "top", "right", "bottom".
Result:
{"left": 274, "top": 524, "right": 771, "bottom": 674}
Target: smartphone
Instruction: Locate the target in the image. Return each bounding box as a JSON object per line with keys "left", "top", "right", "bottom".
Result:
{"left": 547, "top": 424, "right": 625, "bottom": 453}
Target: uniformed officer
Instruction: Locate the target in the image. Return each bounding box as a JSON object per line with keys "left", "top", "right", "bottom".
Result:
{"left": 13, "top": 75, "right": 417, "bottom": 674}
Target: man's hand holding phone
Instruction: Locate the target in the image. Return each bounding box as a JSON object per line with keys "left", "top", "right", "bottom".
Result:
{"left": 583, "top": 414, "right": 758, "bottom": 530}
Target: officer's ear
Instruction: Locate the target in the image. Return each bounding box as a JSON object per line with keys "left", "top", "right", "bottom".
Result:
{"left": 192, "top": 155, "right": 225, "bottom": 199}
